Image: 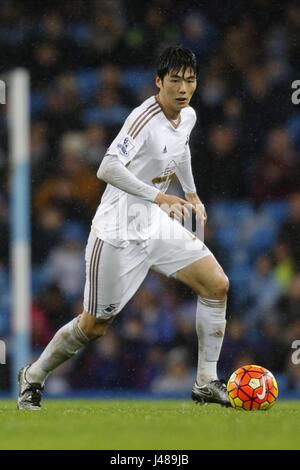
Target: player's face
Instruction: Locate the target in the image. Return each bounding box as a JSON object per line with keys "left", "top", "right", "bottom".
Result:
{"left": 156, "top": 67, "right": 197, "bottom": 114}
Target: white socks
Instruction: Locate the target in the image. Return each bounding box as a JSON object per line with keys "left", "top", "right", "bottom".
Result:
{"left": 196, "top": 297, "right": 227, "bottom": 385}
{"left": 26, "top": 317, "right": 90, "bottom": 384}
{"left": 25, "top": 299, "right": 227, "bottom": 387}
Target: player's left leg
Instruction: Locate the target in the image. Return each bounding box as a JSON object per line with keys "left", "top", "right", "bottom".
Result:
{"left": 174, "top": 255, "right": 230, "bottom": 406}
{"left": 151, "top": 219, "right": 229, "bottom": 406}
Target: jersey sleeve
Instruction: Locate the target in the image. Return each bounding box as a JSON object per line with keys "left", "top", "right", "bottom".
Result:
{"left": 105, "top": 110, "right": 149, "bottom": 165}
{"left": 97, "top": 154, "right": 160, "bottom": 202}
{"left": 176, "top": 107, "right": 197, "bottom": 192}
{"left": 176, "top": 145, "right": 196, "bottom": 194}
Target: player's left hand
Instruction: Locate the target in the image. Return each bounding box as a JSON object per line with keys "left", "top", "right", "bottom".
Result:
{"left": 185, "top": 192, "right": 207, "bottom": 224}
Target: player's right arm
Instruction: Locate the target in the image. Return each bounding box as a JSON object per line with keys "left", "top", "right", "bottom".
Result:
{"left": 97, "top": 110, "right": 159, "bottom": 201}
{"left": 98, "top": 154, "right": 159, "bottom": 201}
{"left": 97, "top": 111, "right": 188, "bottom": 220}
{"left": 98, "top": 155, "right": 188, "bottom": 220}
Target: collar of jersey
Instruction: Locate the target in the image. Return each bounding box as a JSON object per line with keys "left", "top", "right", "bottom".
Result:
{"left": 154, "top": 95, "right": 181, "bottom": 130}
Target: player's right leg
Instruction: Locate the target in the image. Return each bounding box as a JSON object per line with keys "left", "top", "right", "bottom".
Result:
{"left": 18, "top": 231, "right": 150, "bottom": 410}
{"left": 17, "top": 311, "right": 111, "bottom": 410}
{"left": 18, "top": 231, "right": 115, "bottom": 410}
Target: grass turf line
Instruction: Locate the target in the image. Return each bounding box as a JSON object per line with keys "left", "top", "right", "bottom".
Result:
{"left": 0, "top": 400, "right": 299, "bottom": 450}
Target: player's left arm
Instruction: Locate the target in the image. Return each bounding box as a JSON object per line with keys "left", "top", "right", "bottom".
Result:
{"left": 176, "top": 146, "right": 207, "bottom": 224}
{"left": 185, "top": 190, "right": 207, "bottom": 224}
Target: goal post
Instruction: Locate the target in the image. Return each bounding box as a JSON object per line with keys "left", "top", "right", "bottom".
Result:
{"left": 8, "top": 69, "right": 31, "bottom": 397}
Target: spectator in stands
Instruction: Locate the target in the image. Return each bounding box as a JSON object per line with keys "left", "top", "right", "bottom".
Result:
{"left": 280, "top": 193, "right": 300, "bottom": 271}
{"left": 252, "top": 128, "right": 299, "bottom": 202}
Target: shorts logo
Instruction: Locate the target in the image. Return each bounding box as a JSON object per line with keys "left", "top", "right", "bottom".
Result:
{"left": 117, "top": 136, "right": 134, "bottom": 158}
{"left": 102, "top": 303, "right": 119, "bottom": 316}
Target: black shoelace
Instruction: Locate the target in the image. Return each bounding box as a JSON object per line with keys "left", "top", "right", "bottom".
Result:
{"left": 24, "top": 384, "right": 43, "bottom": 405}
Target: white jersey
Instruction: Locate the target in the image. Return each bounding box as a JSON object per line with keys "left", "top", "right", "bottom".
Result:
{"left": 92, "top": 95, "right": 197, "bottom": 244}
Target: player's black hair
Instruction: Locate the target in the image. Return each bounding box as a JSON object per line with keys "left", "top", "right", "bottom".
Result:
{"left": 156, "top": 46, "right": 198, "bottom": 81}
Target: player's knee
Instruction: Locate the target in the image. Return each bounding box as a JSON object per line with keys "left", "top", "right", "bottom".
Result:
{"left": 210, "top": 273, "right": 229, "bottom": 299}
{"left": 195, "top": 272, "right": 229, "bottom": 299}
{"left": 79, "top": 311, "right": 113, "bottom": 339}
{"left": 92, "top": 319, "right": 113, "bottom": 338}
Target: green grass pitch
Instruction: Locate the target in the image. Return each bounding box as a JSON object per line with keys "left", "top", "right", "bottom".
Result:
{"left": 0, "top": 400, "right": 300, "bottom": 450}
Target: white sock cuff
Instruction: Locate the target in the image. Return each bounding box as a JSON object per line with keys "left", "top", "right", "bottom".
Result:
{"left": 198, "top": 297, "right": 227, "bottom": 309}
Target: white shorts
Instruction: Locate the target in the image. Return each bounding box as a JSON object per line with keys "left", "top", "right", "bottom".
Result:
{"left": 83, "top": 218, "right": 212, "bottom": 319}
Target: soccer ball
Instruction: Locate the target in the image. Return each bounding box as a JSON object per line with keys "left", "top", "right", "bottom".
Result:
{"left": 227, "top": 364, "right": 278, "bottom": 410}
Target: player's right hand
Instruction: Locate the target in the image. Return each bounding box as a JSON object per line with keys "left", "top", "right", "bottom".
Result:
{"left": 154, "top": 193, "right": 190, "bottom": 222}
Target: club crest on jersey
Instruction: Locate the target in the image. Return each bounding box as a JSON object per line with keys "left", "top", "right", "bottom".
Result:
{"left": 117, "top": 136, "right": 134, "bottom": 158}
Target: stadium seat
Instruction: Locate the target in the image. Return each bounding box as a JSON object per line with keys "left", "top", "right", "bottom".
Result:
{"left": 122, "top": 68, "right": 153, "bottom": 92}
{"left": 75, "top": 70, "right": 100, "bottom": 101}
{"left": 260, "top": 200, "right": 289, "bottom": 224}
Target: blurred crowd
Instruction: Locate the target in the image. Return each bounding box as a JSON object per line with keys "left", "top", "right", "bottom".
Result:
{"left": 1, "top": 0, "right": 300, "bottom": 394}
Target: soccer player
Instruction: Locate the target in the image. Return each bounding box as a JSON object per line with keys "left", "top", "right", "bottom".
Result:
{"left": 18, "top": 46, "right": 229, "bottom": 409}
